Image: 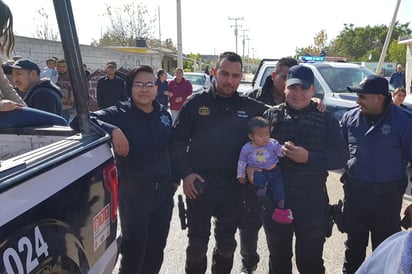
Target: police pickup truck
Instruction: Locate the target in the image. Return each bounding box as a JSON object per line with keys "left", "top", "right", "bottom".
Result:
{"left": 251, "top": 56, "right": 381, "bottom": 119}
{"left": 0, "top": 1, "right": 118, "bottom": 273}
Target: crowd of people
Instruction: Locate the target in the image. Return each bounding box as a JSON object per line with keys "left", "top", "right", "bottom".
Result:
{"left": 2, "top": 0, "right": 412, "bottom": 274}
{"left": 95, "top": 51, "right": 411, "bottom": 274}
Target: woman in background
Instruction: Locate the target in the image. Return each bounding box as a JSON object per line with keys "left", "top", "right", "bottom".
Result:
{"left": 0, "top": 0, "right": 25, "bottom": 112}
{"left": 392, "top": 87, "right": 408, "bottom": 109}
{"left": 155, "top": 69, "right": 169, "bottom": 109}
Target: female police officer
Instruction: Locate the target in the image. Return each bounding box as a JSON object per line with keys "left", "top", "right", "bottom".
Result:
{"left": 88, "top": 65, "right": 174, "bottom": 274}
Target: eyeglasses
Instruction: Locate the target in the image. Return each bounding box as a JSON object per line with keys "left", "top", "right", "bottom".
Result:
{"left": 132, "top": 81, "right": 155, "bottom": 89}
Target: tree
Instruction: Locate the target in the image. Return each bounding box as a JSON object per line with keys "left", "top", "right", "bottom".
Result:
{"left": 313, "top": 30, "right": 328, "bottom": 53}
{"left": 387, "top": 39, "right": 406, "bottom": 65}
{"left": 295, "top": 22, "right": 411, "bottom": 63}
{"left": 164, "top": 39, "right": 177, "bottom": 51}
{"left": 294, "top": 30, "right": 329, "bottom": 59}
{"left": 96, "top": 3, "right": 156, "bottom": 47}
{"left": 183, "top": 53, "right": 201, "bottom": 71}
{"left": 33, "top": 8, "right": 59, "bottom": 41}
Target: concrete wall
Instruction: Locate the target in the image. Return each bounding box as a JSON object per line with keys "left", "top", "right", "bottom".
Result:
{"left": 10, "top": 36, "right": 162, "bottom": 72}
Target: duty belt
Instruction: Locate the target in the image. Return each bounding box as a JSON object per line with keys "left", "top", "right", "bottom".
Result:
{"left": 341, "top": 172, "right": 407, "bottom": 195}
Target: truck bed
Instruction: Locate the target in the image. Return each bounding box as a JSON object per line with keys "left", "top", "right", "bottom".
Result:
{"left": 0, "top": 126, "right": 77, "bottom": 160}
{"left": 0, "top": 125, "right": 111, "bottom": 187}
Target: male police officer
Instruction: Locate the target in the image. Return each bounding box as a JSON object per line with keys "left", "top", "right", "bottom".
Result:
{"left": 170, "top": 52, "right": 267, "bottom": 274}
{"left": 340, "top": 75, "right": 412, "bottom": 274}
{"left": 262, "top": 65, "right": 348, "bottom": 273}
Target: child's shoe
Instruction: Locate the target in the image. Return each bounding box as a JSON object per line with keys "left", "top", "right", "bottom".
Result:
{"left": 272, "top": 208, "right": 293, "bottom": 224}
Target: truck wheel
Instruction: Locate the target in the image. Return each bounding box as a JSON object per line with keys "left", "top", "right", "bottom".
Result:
{"left": 34, "top": 256, "right": 82, "bottom": 274}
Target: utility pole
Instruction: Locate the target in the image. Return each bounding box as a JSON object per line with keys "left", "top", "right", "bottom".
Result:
{"left": 241, "top": 29, "right": 250, "bottom": 59}
{"left": 245, "top": 36, "right": 251, "bottom": 72}
{"left": 158, "top": 6, "right": 161, "bottom": 48}
{"left": 229, "top": 17, "right": 244, "bottom": 54}
{"left": 376, "top": 0, "right": 401, "bottom": 75}
{"left": 176, "top": 0, "right": 183, "bottom": 69}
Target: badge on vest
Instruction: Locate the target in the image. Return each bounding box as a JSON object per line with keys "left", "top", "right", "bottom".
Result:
{"left": 198, "top": 106, "right": 210, "bottom": 116}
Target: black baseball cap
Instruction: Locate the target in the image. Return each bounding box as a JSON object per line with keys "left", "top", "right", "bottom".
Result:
{"left": 347, "top": 75, "right": 388, "bottom": 95}
{"left": 10, "top": 59, "right": 41, "bottom": 75}
{"left": 105, "top": 61, "right": 117, "bottom": 68}
{"left": 286, "top": 65, "right": 314, "bottom": 89}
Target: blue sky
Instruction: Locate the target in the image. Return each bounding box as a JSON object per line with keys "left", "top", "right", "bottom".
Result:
{"left": 8, "top": 0, "right": 412, "bottom": 59}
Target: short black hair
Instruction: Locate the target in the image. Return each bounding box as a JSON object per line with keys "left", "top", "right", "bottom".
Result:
{"left": 157, "top": 69, "right": 166, "bottom": 79}
{"left": 125, "top": 65, "right": 155, "bottom": 97}
{"left": 275, "top": 57, "right": 298, "bottom": 74}
{"left": 247, "top": 116, "right": 270, "bottom": 133}
{"left": 217, "top": 51, "right": 243, "bottom": 71}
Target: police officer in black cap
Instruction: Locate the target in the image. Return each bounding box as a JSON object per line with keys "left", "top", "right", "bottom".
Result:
{"left": 262, "top": 65, "right": 348, "bottom": 273}
{"left": 340, "top": 75, "right": 412, "bottom": 274}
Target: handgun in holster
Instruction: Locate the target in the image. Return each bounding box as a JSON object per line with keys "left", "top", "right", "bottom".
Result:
{"left": 178, "top": 194, "right": 187, "bottom": 230}
{"left": 331, "top": 199, "right": 345, "bottom": 233}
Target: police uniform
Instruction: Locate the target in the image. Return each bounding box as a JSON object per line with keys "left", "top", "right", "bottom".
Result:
{"left": 340, "top": 101, "right": 412, "bottom": 274}
{"left": 170, "top": 86, "right": 267, "bottom": 274}
{"left": 263, "top": 101, "right": 348, "bottom": 274}
{"left": 90, "top": 100, "right": 174, "bottom": 274}
{"left": 238, "top": 75, "right": 280, "bottom": 273}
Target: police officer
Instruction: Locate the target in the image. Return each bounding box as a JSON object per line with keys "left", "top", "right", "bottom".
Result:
{"left": 241, "top": 58, "right": 325, "bottom": 274}
{"left": 239, "top": 57, "right": 298, "bottom": 274}
{"left": 340, "top": 75, "right": 412, "bottom": 274}
{"left": 262, "top": 65, "right": 348, "bottom": 273}
{"left": 170, "top": 52, "right": 267, "bottom": 274}
{"left": 87, "top": 65, "right": 174, "bottom": 274}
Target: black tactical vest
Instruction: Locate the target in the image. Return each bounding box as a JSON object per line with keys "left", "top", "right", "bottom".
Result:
{"left": 267, "top": 102, "right": 328, "bottom": 157}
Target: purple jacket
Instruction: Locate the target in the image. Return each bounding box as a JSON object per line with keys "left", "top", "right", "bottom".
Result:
{"left": 237, "top": 138, "right": 283, "bottom": 178}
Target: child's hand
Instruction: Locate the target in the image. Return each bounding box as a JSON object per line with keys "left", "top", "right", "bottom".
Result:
{"left": 238, "top": 177, "right": 247, "bottom": 184}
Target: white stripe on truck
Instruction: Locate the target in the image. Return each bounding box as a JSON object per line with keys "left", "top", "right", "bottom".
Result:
{"left": 0, "top": 144, "right": 113, "bottom": 227}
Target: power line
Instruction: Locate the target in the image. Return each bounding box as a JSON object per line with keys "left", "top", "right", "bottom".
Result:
{"left": 228, "top": 17, "right": 244, "bottom": 54}
{"left": 241, "top": 29, "right": 250, "bottom": 58}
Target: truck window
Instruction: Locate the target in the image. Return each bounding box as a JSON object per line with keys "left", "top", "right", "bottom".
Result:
{"left": 314, "top": 77, "right": 325, "bottom": 98}
{"left": 260, "top": 66, "right": 274, "bottom": 87}
{"left": 317, "top": 67, "right": 374, "bottom": 93}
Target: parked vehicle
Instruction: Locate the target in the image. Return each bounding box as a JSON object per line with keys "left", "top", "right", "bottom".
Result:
{"left": 251, "top": 58, "right": 378, "bottom": 119}
{"left": 0, "top": 1, "right": 119, "bottom": 273}
{"left": 184, "top": 72, "right": 211, "bottom": 93}
{"left": 166, "top": 72, "right": 174, "bottom": 82}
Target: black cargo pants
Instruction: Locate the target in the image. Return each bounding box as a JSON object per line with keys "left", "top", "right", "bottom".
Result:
{"left": 342, "top": 177, "right": 407, "bottom": 274}
{"left": 262, "top": 186, "right": 331, "bottom": 274}
{"left": 237, "top": 183, "right": 262, "bottom": 271}
{"left": 185, "top": 175, "right": 241, "bottom": 274}
{"left": 118, "top": 173, "right": 174, "bottom": 274}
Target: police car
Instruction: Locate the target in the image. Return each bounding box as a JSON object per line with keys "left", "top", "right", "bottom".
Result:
{"left": 251, "top": 56, "right": 379, "bottom": 119}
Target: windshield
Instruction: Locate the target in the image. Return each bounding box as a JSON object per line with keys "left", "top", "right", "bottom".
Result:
{"left": 185, "top": 74, "right": 205, "bottom": 86}
{"left": 317, "top": 66, "right": 375, "bottom": 93}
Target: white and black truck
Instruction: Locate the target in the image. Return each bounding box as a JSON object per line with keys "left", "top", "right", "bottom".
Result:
{"left": 0, "top": 1, "right": 119, "bottom": 273}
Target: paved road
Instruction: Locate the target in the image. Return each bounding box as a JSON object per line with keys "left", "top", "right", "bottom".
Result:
{"left": 113, "top": 167, "right": 412, "bottom": 274}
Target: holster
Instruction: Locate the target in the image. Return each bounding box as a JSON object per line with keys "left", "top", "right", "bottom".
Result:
{"left": 178, "top": 194, "right": 187, "bottom": 230}
{"left": 331, "top": 199, "right": 345, "bottom": 233}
